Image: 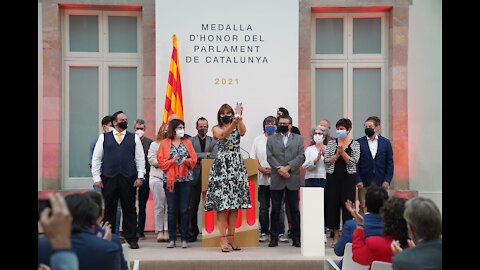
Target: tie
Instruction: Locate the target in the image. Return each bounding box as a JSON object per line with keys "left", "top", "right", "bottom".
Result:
{"left": 115, "top": 133, "right": 123, "bottom": 144}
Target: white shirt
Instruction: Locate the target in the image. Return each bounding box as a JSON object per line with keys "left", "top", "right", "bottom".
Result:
{"left": 282, "top": 132, "right": 290, "bottom": 147}
{"left": 147, "top": 140, "right": 164, "bottom": 180}
{"left": 367, "top": 134, "right": 379, "bottom": 159}
{"left": 250, "top": 134, "right": 270, "bottom": 186}
{"left": 91, "top": 130, "right": 146, "bottom": 183}
{"left": 302, "top": 145, "right": 326, "bottom": 179}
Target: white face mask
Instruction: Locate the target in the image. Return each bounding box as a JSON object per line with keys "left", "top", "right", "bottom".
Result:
{"left": 313, "top": 134, "right": 324, "bottom": 144}
{"left": 108, "top": 126, "right": 114, "bottom": 132}
{"left": 135, "top": 129, "right": 145, "bottom": 138}
{"left": 176, "top": 128, "right": 185, "bottom": 138}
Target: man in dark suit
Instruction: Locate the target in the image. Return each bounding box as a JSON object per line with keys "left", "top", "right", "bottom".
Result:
{"left": 356, "top": 116, "right": 393, "bottom": 214}
{"left": 266, "top": 115, "right": 305, "bottom": 247}
{"left": 38, "top": 194, "right": 122, "bottom": 270}
{"left": 391, "top": 197, "right": 442, "bottom": 270}
{"left": 187, "top": 117, "right": 217, "bottom": 242}
{"left": 91, "top": 110, "right": 146, "bottom": 249}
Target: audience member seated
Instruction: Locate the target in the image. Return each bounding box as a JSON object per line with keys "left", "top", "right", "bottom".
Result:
{"left": 84, "top": 191, "right": 129, "bottom": 270}
{"left": 390, "top": 197, "right": 442, "bottom": 270}
{"left": 334, "top": 185, "right": 388, "bottom": 268}
{"left": 39, "top": 193, "right": 122, "bottom": 270}
{"left": 38, "top": 193, "right": 79, "bottom": 270}
{"left": 351, "top": 197, "right": 409, "bottom": 269}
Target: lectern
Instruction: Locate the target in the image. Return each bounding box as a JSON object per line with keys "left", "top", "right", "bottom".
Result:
{"left": 201, "top": 158, "right": 258, "bottom": 247}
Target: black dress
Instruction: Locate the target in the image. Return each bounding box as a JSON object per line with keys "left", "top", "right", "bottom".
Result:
{"left": 204, "top": 128, "right": 252, "bottom": 211}
{"left": 325, "top": 139, "right": 356, "bottom": 230}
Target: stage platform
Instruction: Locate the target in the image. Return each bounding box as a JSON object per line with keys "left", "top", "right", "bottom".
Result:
{"left": 127, "top": 232, "right": 341, "bottom": 270}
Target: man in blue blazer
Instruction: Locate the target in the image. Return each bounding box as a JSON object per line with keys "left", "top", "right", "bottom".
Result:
{"left": 356, "top": 116, "right": 394, "bottom": 214}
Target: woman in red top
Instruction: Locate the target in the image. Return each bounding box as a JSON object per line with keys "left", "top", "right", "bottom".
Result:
{"left": 350, "top": 197, "right": 409, "bottom": 269}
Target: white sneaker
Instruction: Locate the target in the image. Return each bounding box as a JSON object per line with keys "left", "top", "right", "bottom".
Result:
{"left": 259, "top": 233, "right": 268, "bottom": 242}
{"left": 181, "top": 240, "right": 188, "bottom": 248}
{"left": 324, "top": 234, "right": 328, "bottom": 243}
{"left": 279, "top": 234, "right": 289, "bottom": 243}
{"left": 167, "top": 240, "right": 176, "bottom": 248}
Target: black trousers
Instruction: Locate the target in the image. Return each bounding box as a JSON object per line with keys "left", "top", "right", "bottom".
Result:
{"left": 325, "top": 171, "right": 356, "bottom": 230}
{"left": 188, "top": 166, "right": 202, "bottom": 237}
{"left": 270, "top": 188, "right": 300, "bottom": 241}
{"left": 102, "top": 174, "right": 138, "bottom": 242}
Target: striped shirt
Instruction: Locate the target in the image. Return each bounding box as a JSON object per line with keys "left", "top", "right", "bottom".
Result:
{"left": 324, "top": 139, "right": 360, "bottom": 174}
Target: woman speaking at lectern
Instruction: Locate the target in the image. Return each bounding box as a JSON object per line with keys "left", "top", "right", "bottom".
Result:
{"left": 204, "top": 103, "right": 252, "bottom": 252}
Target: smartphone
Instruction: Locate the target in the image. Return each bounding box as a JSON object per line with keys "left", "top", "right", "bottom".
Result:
{"left": 235, "top": 101, "right": 242, "bottom": 118}
{"left": 38, "top": 199, "right": 51, "bottom": 220}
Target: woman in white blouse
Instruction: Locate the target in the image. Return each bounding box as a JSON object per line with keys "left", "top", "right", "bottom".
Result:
{"left": 303, "top": 125, "right": 328, "bottom": 187}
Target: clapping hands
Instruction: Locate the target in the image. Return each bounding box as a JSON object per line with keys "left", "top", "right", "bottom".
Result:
{"left": 345, "top": 200, "right": 363, "bottom": 225}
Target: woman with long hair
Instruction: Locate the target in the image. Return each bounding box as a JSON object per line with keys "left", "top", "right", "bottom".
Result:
{"left": 204, "top": 103, "right": 252, "bottom": 252}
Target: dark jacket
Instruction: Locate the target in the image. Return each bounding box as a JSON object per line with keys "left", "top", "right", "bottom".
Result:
{"left": 356, "top": 135, "right": 394, "bottom": 186}
{"left": 38, "top": 228, "right": 122, "bottom": 270}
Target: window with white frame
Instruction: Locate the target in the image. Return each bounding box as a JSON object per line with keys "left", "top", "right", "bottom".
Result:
{"left": 62, "top": 9, "right": 143, "bottom": 187}
{"left": 311, "top": 12, "right": 388, "bottom": 139}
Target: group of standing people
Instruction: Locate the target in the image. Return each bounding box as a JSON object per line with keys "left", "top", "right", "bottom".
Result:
{"left": 87, "top": 105, "right": 395, "bottom": 254}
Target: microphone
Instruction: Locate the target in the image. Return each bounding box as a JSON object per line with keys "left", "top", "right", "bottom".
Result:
{"left": 240, "top": 146, "right": 251, "bottom": 159}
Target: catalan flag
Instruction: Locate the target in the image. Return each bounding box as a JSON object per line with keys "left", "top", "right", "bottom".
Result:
{"left": 162, "top": 34, "right": 184, "bottom": 123}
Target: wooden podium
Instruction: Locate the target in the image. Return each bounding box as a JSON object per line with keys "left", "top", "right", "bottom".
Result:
{"left": 201, "top": 158, "right": 259, "bottom": 247}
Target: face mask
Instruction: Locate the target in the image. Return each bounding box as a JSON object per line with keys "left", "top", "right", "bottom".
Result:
{"left": 135, "top": 129, "right": 145, "bottom": 138}
{"left": 176, "top": 128, "right": 185, "bottom": 138}
{"left": 108, "top": 126, "right": 114, "bottom": 132}
{"left": 117, "top": 121, "right": 128, "bottom": 130}
{"left": 265, "top": 125, "right": 276, "bottom": 136}
{"left": 198, "top": 128, "right": 207, "bottom": 136}
{"left": 313, "top": 134, "right": 324, "bottom": 144}
{"left": 220, "top": 115, "right": 232, "bottom": 124}
{"left": 336, "top": 129, "right": 346, "bottom": 138}
{"left": 365, "top": 128, "right": 375, "bottom": 137}
{"left": 278, "top": 125, "right": 289, "bottom": 134}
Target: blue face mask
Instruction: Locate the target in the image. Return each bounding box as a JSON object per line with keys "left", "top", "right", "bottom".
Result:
{"left": 336, "top": 129, "right": 346, "bottom": 138}
{"left": 265, "top": 125, "right": 276, "bottom": 135}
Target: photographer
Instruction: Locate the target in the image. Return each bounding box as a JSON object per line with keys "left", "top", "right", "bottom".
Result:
{"left": 38, "top": 193, "right": 78, "bottom": 270}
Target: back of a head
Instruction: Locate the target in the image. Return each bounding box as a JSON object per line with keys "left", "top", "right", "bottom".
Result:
{"left": 365, "top": 185, "right": 388, "bottom": 213}
{"left": 404, "top": 197, "right": 442, "bottom": 241}
{"left": 278, "top": 107, "right": 289, "bottom": 116}
{"left": 64, "top": 193, "right": 99, "bottom": 232}
{"left": 83, "top": 191, "right": 104, "bottom": 219}
{"left": 380, "top": 197, "right": 409, "bottom": 247}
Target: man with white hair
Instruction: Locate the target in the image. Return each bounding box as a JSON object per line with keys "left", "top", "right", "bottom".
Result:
{"left": 390, "top": 197, "right": 442, "bottom": 270}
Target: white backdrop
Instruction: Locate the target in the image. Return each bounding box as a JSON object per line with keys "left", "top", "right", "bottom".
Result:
{"left": 155, "top": 0, "right": 298, "bottom": 154}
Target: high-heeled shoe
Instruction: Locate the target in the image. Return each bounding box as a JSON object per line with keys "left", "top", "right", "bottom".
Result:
{"left": 227, "top": 235, "right": 242, "bottom": 251}
{"left": 219, "top": 235, "right": 230, "bottom": 252}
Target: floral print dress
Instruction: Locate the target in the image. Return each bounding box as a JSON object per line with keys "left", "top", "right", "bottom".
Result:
{"left": 204, "top": 128, "right": 252, "bottom": 211}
